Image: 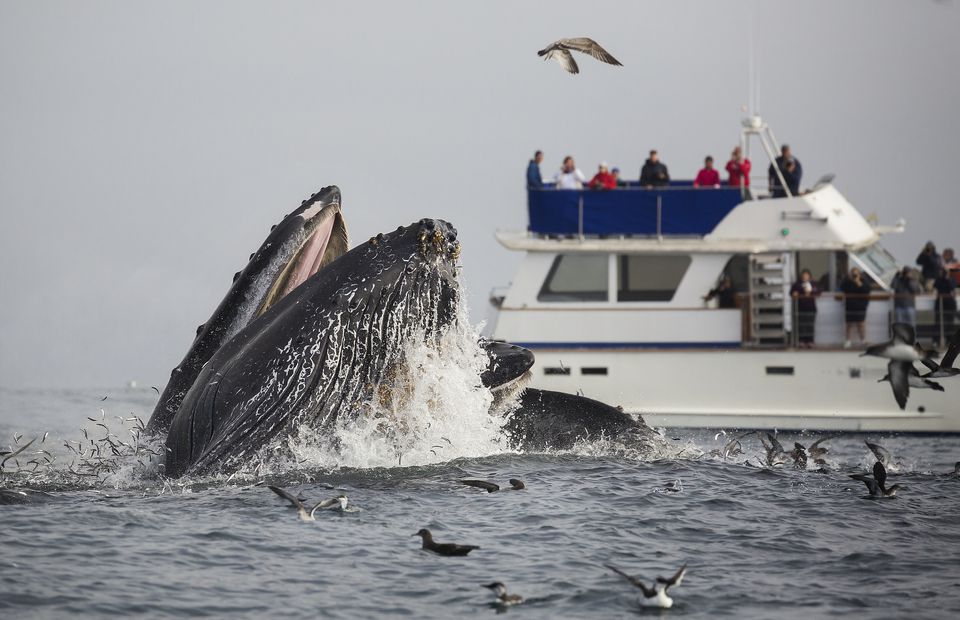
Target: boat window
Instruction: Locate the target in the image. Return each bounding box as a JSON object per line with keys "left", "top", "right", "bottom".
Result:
{"left": 617, "top": 254, "right": 691, "bottom": 302}
{"left": 850, "top": 243, "right": 898, "bottom": 288}
{"left": 538, "top": 254, "right": 608, "bottom": 302}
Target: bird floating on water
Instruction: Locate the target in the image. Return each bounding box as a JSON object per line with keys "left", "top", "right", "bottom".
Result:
{"left": 483, "top": 582, "right": 523, "bottom": 606}
{"left": 459, "top": 478, "right": 525, "bottom": 493}
{"left": 653, "top": 479, "right": 683, "bottom": 494}
{"left": 605, "top": 563, "right": 687, "bottom": 609}
{"left": 849, "top": 461, "right": 905, "bottom": 498}
{"left": 413, "top": 528, "right": 479, "bottom": 556}
{"left": 537, "top": 38, "right": 622, "bottom": 75}
{"left": 268, "top": 485, "right": 358, "bottom": 521}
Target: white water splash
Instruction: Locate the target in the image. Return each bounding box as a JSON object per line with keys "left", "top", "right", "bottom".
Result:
{"left": 279, "top": 297, "right": 511, "bottom": 470}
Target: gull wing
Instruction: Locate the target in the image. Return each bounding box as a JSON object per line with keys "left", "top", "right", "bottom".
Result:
{"left": 460, "top": 479, "right": 500, "bottom": 493}
{"left": 886, "top": 361, "right": 909, "bottom": 410}
{"left": 308, "top": 497, "right": 340, "bottom": 518}
{"left": 559, "top": 37, "right": 623, "bottom": 66}
{"left": 764, "top": 432, "right": 784, "bottom": 454}
{"left": 865, "top": 440, "right": 892, "bottom": 465}
{"left": 544, "top": 49, "right": 579, "bottom": 74}
{"left": 656, "top": 563, "right": 687, "bottom": 590}
{"left": 808, "top": 436, "right": 833, "bottom": 455}
{"left": 268, "top": 485, "right": 307, "bottom": 511}
{"left": 605, "top": 564, "right": 657, "bottom": 597}
{"left": 942, "top": 327, "right": 960, "bottom": 368}
{"left": 891, "top": 323, "right": 916, "bottom": 345}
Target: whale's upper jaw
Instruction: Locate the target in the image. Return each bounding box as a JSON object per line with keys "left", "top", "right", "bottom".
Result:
{"left": 253, "top": 189, "right": 348, "bottom": 318}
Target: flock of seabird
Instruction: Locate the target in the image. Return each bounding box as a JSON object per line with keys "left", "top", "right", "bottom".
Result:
{"left": 267, "top": 474, "right": 689, "bottom": 609}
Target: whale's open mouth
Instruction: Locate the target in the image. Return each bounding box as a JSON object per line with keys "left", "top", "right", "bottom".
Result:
{"left": 256, "top": 204, "right": 348, "bottom": 317}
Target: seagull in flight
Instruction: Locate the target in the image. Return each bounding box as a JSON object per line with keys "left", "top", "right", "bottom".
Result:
{"left": 537, "top": 38, "right": 623, "bottom": 74}
{"left": 605, "top": 562, "right": 687, "bottom": 608}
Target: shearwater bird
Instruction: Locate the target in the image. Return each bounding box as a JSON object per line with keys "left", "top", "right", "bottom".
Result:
{"left": 483, "top": 582, "right": 523, "bottom": 606}
{"left": 807, "top": 436, "right": 834, "bottom": 466}
{"left": 537, "top": 38, "right": 622, "bottom": 75}
{"left": 268, "top": 485, "right": 357, "bottom": 521}
{"left": 920, "top": 327, "right": 960, "bottom": 378}
{"left": 459, "top": 478, "right": 526, "bottom": 493}
{"left": 879, "top": 359, "right": 944, "bottom": 409}
{"left": 605, "top": 563, "right": 687, "bottom": 609}
{"left": 760, "top": 432, "right": 788, "bottom": 467}
{"left": 413, "top": 528, "right": 479, "bottom": 556}
{"left": 849, "top": 461, "right": 905, "bottom": 498}
{"left": 862, "top": 323, "right": 929, "bottom": 362}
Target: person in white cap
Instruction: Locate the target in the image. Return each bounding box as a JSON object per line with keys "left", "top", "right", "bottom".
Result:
{"left": 588, "top": 161, "right": 616, "bottom": 190}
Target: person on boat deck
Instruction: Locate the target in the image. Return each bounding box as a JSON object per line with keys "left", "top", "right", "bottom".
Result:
{"left": 526, "top": 150, "right": 544, "bottom": 189}
{"left": 703, "top": 276, "right": 737, "bottom": 308}
{"left": 639, "top": 149, "right": 670, "bottom": 188}
{"left": 725, "top": 146, "right": 752, "bottom": 188}
{"left": 693, "top": 156, "right": 721, "bottom": 188}
{"left": 891, "top": 266, "right": 921, "bottom": 328}
{"left": 554, "top": 156, "right": 586, "bottom": 189}
{"left": 611, "top": 166, "right": 627, "bottom": 188}
{"left": 790, "top": 269, "right": 820, "bottom": 348}
{"left": 768, "top": 144, "right": 802, "bottom": 198}
{"left": 588, "top": 162, "right": 617, "bottom": 190}
{"left": 933, "top": 267, "right": 957, "bottom": 340}
{"left": 916, "top": 241, "right": 944, "bottom": 292}
{"left": 942, "top": 247, "right": 960, "bottom": 285}
{"left": 839, "top": 267, "right": 871, "bottom": 348}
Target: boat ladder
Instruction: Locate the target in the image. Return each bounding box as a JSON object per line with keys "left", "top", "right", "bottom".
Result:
{"left": 748, "top": 253, "right": 788, "bottom": 346}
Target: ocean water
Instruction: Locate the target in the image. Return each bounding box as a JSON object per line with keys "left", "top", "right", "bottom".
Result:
{"left": 2, "top": 384, "right": 959, "bottom": 619}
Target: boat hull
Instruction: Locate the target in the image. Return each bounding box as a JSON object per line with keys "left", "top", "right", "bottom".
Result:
{"left": 521, "top": 348, "right": 960, "bottom": 433}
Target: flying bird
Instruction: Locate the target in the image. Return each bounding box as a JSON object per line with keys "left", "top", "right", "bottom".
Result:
{"left": 268, "top": 485, "right": 357, "bottom": 521}
{"left": 878, "top": 360, "right": 943, "bottom": 410}
{"left": 537, "top": 38, "right": 623, "bottom": 75}
{"left": 605, "top": 563, "right": 687, "bottom": 608}
{"left": 920, "top": 327, "right": 960, "bottom": 378}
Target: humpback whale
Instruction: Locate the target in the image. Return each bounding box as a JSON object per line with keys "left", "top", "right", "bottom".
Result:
{"left": 163, "top": 218, "right": 461, "bottom": 476}
{"left": 148, "top": 186, "right": 348, "bottom": 434}
{"left": 150, "top": 187, "right": 657, "bottom": 477}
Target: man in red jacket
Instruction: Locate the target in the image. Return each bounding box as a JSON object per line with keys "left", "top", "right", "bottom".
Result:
{"left": 694, "top": 156, "right": 721, "bottom": 188}
{"left": 725, "top": 146, "right": 751, "bottom": 188}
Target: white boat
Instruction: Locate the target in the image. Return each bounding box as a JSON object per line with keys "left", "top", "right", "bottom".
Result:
{"left": 488, "top": 117, "right": 960, "bottom": 433}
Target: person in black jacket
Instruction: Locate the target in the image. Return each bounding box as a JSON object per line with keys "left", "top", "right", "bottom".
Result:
{"left": 917, "top": 241, "right": 944, "bottom": 291}
{"left": 768, "top": 144, "right": 802, "bottom": 197}
{"left": 839, "top": 267, "right": 871, "bottom": 348}
{"left": 639, "top": 149, "right": 670, "bottom": 188}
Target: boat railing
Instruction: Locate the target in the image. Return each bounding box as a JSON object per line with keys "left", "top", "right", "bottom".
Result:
{"left": 749, "top": 292, "right": 959, "bottom": 350}
{"left": 527, "top": 183, "right": 743, "bottom": 238}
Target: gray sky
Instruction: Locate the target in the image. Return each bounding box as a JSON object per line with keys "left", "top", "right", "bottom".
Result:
{"left": 1, "top": 1, "right": 958, "bottom": 389}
